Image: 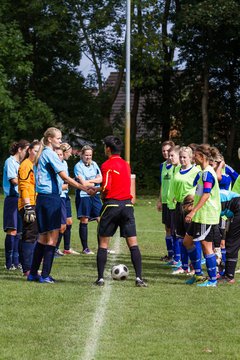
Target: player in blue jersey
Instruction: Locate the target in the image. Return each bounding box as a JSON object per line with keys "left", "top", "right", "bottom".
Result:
{"left": 55, "top": 144, "right": 79, "bottom": 256}
{"left": 74, "top": 145, "right": 102, "bottom": 255}
{"left": 210, "top": 147, "right": 238, "bottom": 190}
{"left": 209, "top": 148, "right": 239, "bottom": 274}
{"left": 3, "top": 139, "right": 30, "bottom": 270}
{"left": 27, "top": 127, "right": 90, "bottom": 284}
{"left": 218, "top": 190, "right": 240, "bottom": 284}
{"left": 218, "top": 189, "right": 240, "bottom": 284}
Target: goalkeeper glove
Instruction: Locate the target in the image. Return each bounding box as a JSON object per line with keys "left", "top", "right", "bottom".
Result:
{"left": 24, "top": 204, "right": 36, "bottom": 223}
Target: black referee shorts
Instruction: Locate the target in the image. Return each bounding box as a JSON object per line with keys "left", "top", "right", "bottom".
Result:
{"left": 98, "top": 199, "right": 137, "bottom": 238}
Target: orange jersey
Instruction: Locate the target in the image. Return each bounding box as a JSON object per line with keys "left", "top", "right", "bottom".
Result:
{"left": 18, "top": 158, "right": 36, "bottom": 210}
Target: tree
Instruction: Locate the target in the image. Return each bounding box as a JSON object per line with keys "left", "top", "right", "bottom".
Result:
{"left": 176, "top": 0, "right": 240, "bottom": 153}
{"left": 0, "top": 19, "right": 54, "bottom": 161}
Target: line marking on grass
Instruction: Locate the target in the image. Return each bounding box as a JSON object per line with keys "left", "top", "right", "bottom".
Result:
{"left": 80, "top": 233, "right": 121, "bottom": 360}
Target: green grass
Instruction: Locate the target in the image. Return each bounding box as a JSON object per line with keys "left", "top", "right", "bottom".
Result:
{"left": 1, "top": 195, "right": 240, "bottom": 360}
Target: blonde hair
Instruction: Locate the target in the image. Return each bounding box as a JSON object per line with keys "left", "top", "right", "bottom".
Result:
{"left": 35, "top": 127, "right": 61, "bottom": 165}
{"left": 60, "top": 142, "right": 72, "bottom": 152}
{"left": 179, "top": 146, "right": 193, "bottom": 159}
{"left": 81, "top": 145, "right": 93, "bottom": 156}
{"left": 80, "top": 145, "right": 93, "bottom": 165}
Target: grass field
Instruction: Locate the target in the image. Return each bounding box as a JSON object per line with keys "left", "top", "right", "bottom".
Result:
{"left": 1, "top": 195, "right": 240, "bottom": 360}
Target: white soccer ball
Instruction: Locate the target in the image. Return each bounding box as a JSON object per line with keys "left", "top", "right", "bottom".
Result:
{"left": 111, "top": 264, "right": 129, "bottom": 281}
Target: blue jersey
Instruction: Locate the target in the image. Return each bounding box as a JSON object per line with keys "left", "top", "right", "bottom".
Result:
{"left": 225, "top": 164, "right": 238, "bottom": 183}
{"left": 193, "top": 171, "right": 215, "bottom": 193}
{"left": 219, "top": 174, "right": 231, "bottom": 190}
{"left": 74, "top": 160, "right": 101, "bottom": 197}
{"left": 3, "top": 156, "right": 20, "bottom": 197}
{"left": 59, "top": 160, "right": 69, "bottom": 198}
{"left": 35, "top": 146, "right": 65, "bottom": 195}
{"left": 220, "top": 189, "right": 240, "bottom": 218}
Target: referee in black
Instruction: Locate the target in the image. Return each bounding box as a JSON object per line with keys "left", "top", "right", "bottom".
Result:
{"left": 95, "top": 135, "right": 147, "bottom": 287}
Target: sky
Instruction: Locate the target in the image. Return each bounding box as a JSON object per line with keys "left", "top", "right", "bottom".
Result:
{"left": 79, "top": 53, "right": 116, "bottom": 78}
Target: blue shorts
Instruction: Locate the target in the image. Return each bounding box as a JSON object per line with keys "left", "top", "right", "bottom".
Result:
{"left": 3, "top": 196, "right": 22, "bottom": 233}
{"left": 75, "top": 195, "right": 102, "bottom": 221}
{"left": 65, "top": 195, "right": 72, "bottom": 218}
{"left": 36, "top": 193, "right": 61, "bottom": 234}
{"left": 61, "top": 197, "right": 67, "bottom": 225}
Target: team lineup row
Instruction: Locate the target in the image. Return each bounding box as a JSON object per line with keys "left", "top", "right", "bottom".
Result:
{"left": 157, "top": 141, "right": 240, "bottom": 286}
{"left": 2, "top": 128, "right": 147, "bottom": 286}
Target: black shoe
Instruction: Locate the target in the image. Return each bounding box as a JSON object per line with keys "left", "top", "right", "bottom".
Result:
{"left": 135, "top": 277, "right": 147, "bottom": 287}
{"left": 94, "top": 278, "right": 105, "bottom": 286}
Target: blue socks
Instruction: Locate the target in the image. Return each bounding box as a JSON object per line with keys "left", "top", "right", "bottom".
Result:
{"left": 56, "top": 233, "right": 63, "bottom": 249}
{"left": 187, "top": 245, "right": 202, "bottom": 275}
{"left": 41, "top": 245, "right": 55, "bottom": 279}
{"left": 56, "top": 225, "right": 72, "bottom": 251}
{"left": 21, "top": 242, "right": 35, "bottom": 273}
{"left": 172, "top": 236, "right": 181, "bottom": 262}
{"left": 79, "top": 223, "right": 88, "bottom": 251}
{"left": 205, "top": 253, "right": 217, "bottom": 282}
{"left": 64, "top": 225, "right": 72, "bottom": 250}
{"left": 179, "top": 238, "right": 189, "bottom": 270}
{"left": 221, "top": 248, "right": 226, "bottom": 264}
{"left": 165, "top": 236, "right": 173, "bottom": 258}
{"left": 30, "top": 242, "right": 45, "bottom": 276}
{"left": 5, "top": 234, "right": 15, "bottom": 269}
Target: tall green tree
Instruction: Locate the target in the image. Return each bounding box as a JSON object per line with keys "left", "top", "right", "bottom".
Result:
{"left": 176, "top": 0, "right": 240, "bottom": 155}
{"left": 0, "top": 19, "right": 53, "bottom": 158}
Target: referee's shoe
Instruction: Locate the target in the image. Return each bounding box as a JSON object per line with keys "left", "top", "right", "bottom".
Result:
{"left": 135, "top": 277, "right": 147, "bottom": 287}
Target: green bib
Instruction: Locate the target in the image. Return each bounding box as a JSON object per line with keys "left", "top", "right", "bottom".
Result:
{"left": 173, "top": 166, "right": 200, "bottom": 203}
{"left": 161, "top": 162, "right": 173, "bottom": 203}
{"left": 193, "top": 165, "right": 221, "bottom": 224}
{"left": 167, "top": 165, "right": 181, "bottom": 210}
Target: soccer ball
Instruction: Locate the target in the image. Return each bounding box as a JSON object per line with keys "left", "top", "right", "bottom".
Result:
{"left": 111, "top": 264, "right": 129, "bottom": 280}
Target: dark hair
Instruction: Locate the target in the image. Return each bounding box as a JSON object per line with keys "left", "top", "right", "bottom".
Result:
{"left": 9, "top": 139, "right": 30, "bottom": 155}
{"left": 183, "top": 194, "right": 194, "bottom": 206}
{"left": 196, "top": 144, "right": 220, "bottom": 161}
{"left": 161, "top": 140, "right": 175, "bottom": 148}
{"left": 188, "top": 143, "right": 199, "bottom": 152}
{"left": 103, "top": 136, "right": 123, "bottom": 154}
{"left": 22, "top": 140, "right": 40, "bottom": 160}
{"left": 29, "top": 139, "right": 40, "bottom": 150}
{"left": 210, "top": 146, "right": 223, "bottom": 162}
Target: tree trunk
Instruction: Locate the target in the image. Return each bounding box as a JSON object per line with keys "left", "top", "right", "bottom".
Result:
{"left": 202, "top": 64, "right": 209, "bottom": 143}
